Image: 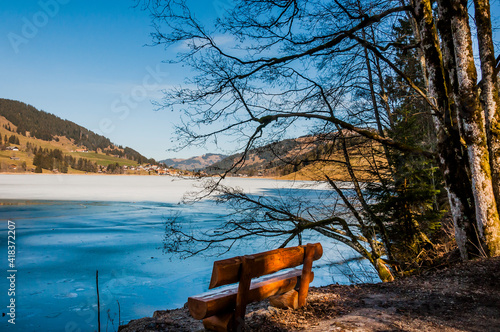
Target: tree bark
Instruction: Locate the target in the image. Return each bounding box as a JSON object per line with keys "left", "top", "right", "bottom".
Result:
{"left": 473, "top": 0, "right": 500, "bottom": 211}
{"left": 374, "top": 258, "right": 394, "bottom": 283}
{"left": 411, "top": 0, "right": 479, "bottom": 259}
{"left": 435, "top": 0, "right": 480, "bottom": 259}
{"left": 449, "top": 0, "right": 500, "bottom": 256}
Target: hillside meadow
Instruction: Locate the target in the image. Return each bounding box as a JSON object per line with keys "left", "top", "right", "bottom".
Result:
{"left": 0, "top": 115, "right": 141, "bottom": 173}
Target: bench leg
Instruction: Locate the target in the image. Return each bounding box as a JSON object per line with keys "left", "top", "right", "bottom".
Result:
{"left": 298, "top": 243, "right": 315, "bottom": 307}
{"left": 234, "top": 255, "right": 254, "bottom": 331}
{"left": 269, "top": 289, "right": 299, "bottom": 309}
{"left": 203, "top": 312, "right": 234, "bottom": 332}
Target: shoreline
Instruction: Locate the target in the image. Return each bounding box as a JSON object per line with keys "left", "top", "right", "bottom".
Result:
{"left": 0, "top": 171, "right": 351, "bottom": 183}
{"left": 0, "top": 171, "right": 313, "bottom": 182}
{"left": 0, "top": 171, "right": 276, "bottom": 178}
{"left": 118, "top": 257, "right": 500, "bottom": 332}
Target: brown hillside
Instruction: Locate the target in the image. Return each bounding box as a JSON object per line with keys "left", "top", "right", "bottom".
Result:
{"left": 0, "top": 116, "right": 139, "bottom": 173}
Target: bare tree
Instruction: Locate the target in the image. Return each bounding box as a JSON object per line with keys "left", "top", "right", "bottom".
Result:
{"left": 140, "top": 0, "right": 500, "bottom": 277}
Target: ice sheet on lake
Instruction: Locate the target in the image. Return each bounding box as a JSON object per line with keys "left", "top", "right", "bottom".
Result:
{"left": 0, "top": 174, "right": 330, "bottom": 203}
{"left": 0, "top": 175, "right": 370, "bottom": 331}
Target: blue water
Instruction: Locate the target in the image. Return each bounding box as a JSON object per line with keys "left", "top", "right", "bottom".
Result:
{"left": 0, "top": 192, "right": 378, "bottom": 331}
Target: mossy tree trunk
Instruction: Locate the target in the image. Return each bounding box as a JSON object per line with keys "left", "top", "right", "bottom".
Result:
{"left": 411, "top": 0, "right": 480, "bottom": 259}
{"left": 434, "top": 0, "right": 480, "bottom": 259}
{"left": 411, "top": 0, "right": 500, "bottom": 257}
{"left": 447, "top": 0, "right": 500, "bottom": 257}
{"left": 474, "top": 0, "right": 500, "bottom": 213}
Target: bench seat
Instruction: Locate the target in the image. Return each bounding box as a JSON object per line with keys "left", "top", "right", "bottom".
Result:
{"left": 188, "top": 268, "right": 314, "bottom": 320}
{"left": 187, "top": 243, "right": 323, "bottom": 331}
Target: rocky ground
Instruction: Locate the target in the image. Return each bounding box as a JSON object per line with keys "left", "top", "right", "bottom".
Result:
{"left": 119, "top": 257, "right": 500, "bottom": 332}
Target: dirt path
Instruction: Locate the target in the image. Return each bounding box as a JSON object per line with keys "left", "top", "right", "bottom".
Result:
{"left": 119, "top": 257, "right": 500, "bottom": 331}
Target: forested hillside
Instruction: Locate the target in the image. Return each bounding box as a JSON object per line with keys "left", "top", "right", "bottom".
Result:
{"left": 0, "top": 98, "right": 151, "bottom": 163}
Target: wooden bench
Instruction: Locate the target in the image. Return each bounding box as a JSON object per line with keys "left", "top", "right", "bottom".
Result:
{"left": 187, "top": 243, "right": 323, "bottom": 331}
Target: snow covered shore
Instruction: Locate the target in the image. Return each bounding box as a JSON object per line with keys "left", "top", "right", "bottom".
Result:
{"left": 0, "top": 174, "right": 323, "bottom": 203}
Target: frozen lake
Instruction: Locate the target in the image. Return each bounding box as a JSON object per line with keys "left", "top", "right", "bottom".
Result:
{"left": 0, "top": 174, "right": 306, "bottom": 202}
{"left": 0, "top": 175, "right": 376, "bottom": 331}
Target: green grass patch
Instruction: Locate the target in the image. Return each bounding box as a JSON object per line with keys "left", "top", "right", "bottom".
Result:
{"left": 68, "top": 152, "right": 138, "bottom": 167}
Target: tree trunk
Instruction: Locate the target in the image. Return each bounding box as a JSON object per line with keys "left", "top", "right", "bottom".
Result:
{"left": 435, "top": 0, "right": 480, "bottom": 259}
{"left": 374, "top": 258, "right": 394, "bottom": 282}
{"left": 411, "top": 0, "right": 479, "bottom": 259}
{"left": 473, "top": 0, "right": 500, "bottom": 211}
{"left": 449, "top": 0, "right": 500, "bottom": 256}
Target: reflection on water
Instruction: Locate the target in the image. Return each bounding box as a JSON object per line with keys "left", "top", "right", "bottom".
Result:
{"left": 0, "top": 193, "right": 377, "bottom": 331}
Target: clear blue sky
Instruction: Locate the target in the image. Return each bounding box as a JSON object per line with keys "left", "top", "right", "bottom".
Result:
{"left": 0, "top": 0, "right": 226, "bottom": 160}
{"left": 1, "top": 1, "right": 500, "bottom": 160}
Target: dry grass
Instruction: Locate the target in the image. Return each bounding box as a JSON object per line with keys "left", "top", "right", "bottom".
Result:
{"left": 278, "top": 143, "right": 388, "bottom": 182}
{"left": 0, "top": 116, "right": 138, "bottom": 173}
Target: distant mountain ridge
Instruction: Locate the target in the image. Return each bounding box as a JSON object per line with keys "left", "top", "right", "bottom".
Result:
{"left": 203, "top": 131, "right": 377, "bottom": 180}
{"left": 160, "top": 153, "right": 227, "bottom": 170}
{"left": 0, "top": 98, "right": 152, "bottom": 163}
{"left": 205, "top": 136, "right": 321, "bottom": 176}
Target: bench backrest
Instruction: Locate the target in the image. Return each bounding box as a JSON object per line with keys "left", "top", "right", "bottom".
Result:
{"left": 209, "top": 242, "right": 323, "bottom": 289}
